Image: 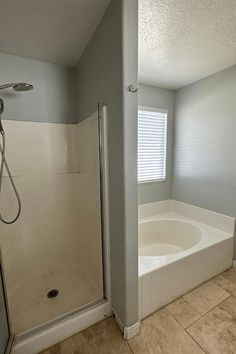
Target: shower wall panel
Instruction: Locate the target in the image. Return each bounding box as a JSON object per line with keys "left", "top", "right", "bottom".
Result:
{"left": 0, "top": 113, "right": 104, "bottom": 334}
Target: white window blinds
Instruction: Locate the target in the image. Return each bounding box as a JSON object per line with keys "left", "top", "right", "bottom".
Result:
{"left": 138, "top": 108, "right": 167, "bottom": 183}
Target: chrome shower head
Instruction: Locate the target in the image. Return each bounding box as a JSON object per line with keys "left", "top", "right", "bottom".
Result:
{"left": 0, "top": 82, "right": 34, "bottom": 92}
{"left": 13, "top": 83, "right": 33, "bottom": 91}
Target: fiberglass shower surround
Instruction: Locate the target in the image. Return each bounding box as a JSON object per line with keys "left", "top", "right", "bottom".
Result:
{"left": 0, "top": 108, "right": 105, "bottom": 335}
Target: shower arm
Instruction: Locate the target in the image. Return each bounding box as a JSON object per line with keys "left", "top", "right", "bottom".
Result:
{"left": 0, "top": 83, "right": 19, "bottom": 90}
{"left": 0, "top": 82, "right": 34, "bottom": 92}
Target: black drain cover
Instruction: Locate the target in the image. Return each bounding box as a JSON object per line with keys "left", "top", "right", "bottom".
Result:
{"left": 47, "top": 289, "right": 59, "bottom": 299}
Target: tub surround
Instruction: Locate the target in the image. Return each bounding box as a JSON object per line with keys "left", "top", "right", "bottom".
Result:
{"left": 139, "top": 200, "right": 235, "bottom": 234}
{"left": 139, "top": 200, "right": 235, "bottom": 319}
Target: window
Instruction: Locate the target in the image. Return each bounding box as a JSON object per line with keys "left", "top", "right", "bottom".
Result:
{"left": 138, "top": 107, "right": 167, "bottom": 183}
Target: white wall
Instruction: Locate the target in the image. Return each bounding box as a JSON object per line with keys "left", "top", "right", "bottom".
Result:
{"left": 138, "top": 83, "right": 175, "bottom": 204}
{"left": 0, "top": 53, "right": 77, "bottom": 123}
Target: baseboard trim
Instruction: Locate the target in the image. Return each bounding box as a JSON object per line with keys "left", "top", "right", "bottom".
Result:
{"left": 233, "top": 260, "right": 236, "bottom": 268}
{"left": 12, "top": 301, "right": 111, "bottom": 354}
{"left": 112, "top": 309, "right": 140, "bottom": 340}
{"left": 123, "top": 321, "right": 140, "bottom": 340}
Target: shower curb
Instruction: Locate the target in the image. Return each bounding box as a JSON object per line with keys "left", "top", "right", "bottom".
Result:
{"left": 12, "top": 301, "right": 111, "bottom": 354}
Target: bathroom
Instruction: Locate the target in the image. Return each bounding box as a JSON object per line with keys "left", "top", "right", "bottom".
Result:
{"left": 0, "top": 0, "right": 235, "bottom": 353}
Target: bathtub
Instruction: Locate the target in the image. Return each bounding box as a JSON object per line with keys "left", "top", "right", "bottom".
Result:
{"left": 139, "top": 200, "right": 235, "bottom": 320}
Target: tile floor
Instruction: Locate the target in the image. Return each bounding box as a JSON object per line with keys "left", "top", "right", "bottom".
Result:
{"left": 39, "top": 267, "right": 236, "bottom": 354}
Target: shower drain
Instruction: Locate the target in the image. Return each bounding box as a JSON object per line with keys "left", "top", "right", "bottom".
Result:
{"left": 47, "top": 289, "right": 59, "bottom": 299}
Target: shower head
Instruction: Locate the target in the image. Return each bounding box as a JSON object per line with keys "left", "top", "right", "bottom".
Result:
{"left": 13, "top": 83, "right": 33, "bottom": 91}
{"left": 0, "top": 82, "right": 34, "bottom": 92}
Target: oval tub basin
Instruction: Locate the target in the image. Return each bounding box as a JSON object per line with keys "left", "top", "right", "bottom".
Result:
{"left": 139, "top": 219, "right": 202, "bottom": 256}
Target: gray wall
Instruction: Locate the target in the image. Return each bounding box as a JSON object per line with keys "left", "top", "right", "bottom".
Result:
{"left": 122, "top": 0, "right": 139, "bottom": 326}
{"left": 0, "top": 53, "right": 77, "bottom": 123}
{"left": 138, "top": 83, "right": 175, "bottom": 204}
{"left": 172, "top": 65, "right": 236, "bottom": 220}
{"left": 77, "top": 0, "right": 138, "bottom": 327}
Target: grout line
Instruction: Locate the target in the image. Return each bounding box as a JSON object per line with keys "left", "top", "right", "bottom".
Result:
{"left": 165, "top": 306, "right": 201, "bottom": 329}
{"left": 127, "top": 341, "right": 135, "bottom": 354}
{"left": 163, "top": 270, "right": 236, "bottom": 354}
{"left": 111, "top": 316, "right": 135, "bottom": 353}
{"left": 184, "top": 294, "right": 231, "bottom": 330}
{"left": 184, "top": 296, "right": 232, "bottom": 330}
{"left": 187, "top": 330, "right": 209, "bottom": 354}
{"left": 136, "top": 269, "right": 236, "bottom": 353}
{"left": 165, "top": 281, "right": 231, "bottom": 331}
{"left": 164, "top": 268, "right": 232, "bottom": 317}
{"left": 164, "top": 308, "right": 207, "bottom": 353}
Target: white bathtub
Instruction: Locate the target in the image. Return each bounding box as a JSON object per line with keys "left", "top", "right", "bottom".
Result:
{"left": 139, "top": 219, "right": 203, "bottom": 257}
{"left": 139, "top": 200, "right": 235, "bottom": 320}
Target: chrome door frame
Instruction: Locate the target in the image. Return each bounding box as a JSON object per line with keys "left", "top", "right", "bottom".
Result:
{"left": 1, "top": 105, "right": 110, "bottom": 350}
{"left": 0, "top": 249, "right": 15, "bottom": 354}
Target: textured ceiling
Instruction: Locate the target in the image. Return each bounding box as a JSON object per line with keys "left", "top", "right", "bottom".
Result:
{"left": 0, "top": 0, "right": 110, "bottom": 67}
{"left": 139, "top": 0, "right": 236, "bottom": 89}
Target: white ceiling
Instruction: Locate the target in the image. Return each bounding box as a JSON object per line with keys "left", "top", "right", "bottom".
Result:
{"left": 0, "top": 0, "right": 110, "bottom": 67}
{"left": 0, "top": 0, "right": 235, "bottom": 88}
{"left": 139, "top": 0, "right": 236, "bottom": 89}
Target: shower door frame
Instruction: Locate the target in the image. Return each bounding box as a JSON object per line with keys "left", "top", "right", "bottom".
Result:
{"left": 0, "top": 250, "right": 15, "bottom": 354}
{"left": 13, "top": 105, "right": 111, "bottom": 351}
{"left": 97, "top": 104, "right": 110, "bottom": 301}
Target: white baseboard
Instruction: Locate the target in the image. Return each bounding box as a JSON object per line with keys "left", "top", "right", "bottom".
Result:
{"left": 12, "top": 301, "right": 111, "bottom": 354}
{"left": 112, "top": 309, "right": 140, "bottom": 340}
{"left": 233, "top": 260, "right": 236, "bottom": 268}
{"left": 123, "top": 321, "right": 140, "bottom": 340}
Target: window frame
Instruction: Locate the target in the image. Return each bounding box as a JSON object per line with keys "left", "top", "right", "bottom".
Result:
{"left": 138, "top": 105, "right": 168, "bottom": 185}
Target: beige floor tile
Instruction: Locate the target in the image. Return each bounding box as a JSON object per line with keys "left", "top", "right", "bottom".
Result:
{"left": 59, "top": 317, "right": 132, "bottom": 354}
{"left": 128, "top": 308, "right": 204, "bottom": 354}
{"left": 39, "top": 343, "right": 61, "bottom": 354}
{"left": 183, "top": 280, "right": 230, "bottom": 315}
{"left": 212, "top": 268, "right": 236, "bottom": 296}
{"left": 187, "top": 295, "right": 236, "bottom": 354}
{"left": 166, "top": 297, "right": 201, "bottom": 328}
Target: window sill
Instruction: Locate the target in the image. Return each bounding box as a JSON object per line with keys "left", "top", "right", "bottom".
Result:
{"left": 138, "top": 179, "right": 166, "bottom": 185}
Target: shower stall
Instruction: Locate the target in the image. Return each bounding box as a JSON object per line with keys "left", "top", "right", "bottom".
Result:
{"left": 0, "top": 101, "right": 110, "bottom": 353}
